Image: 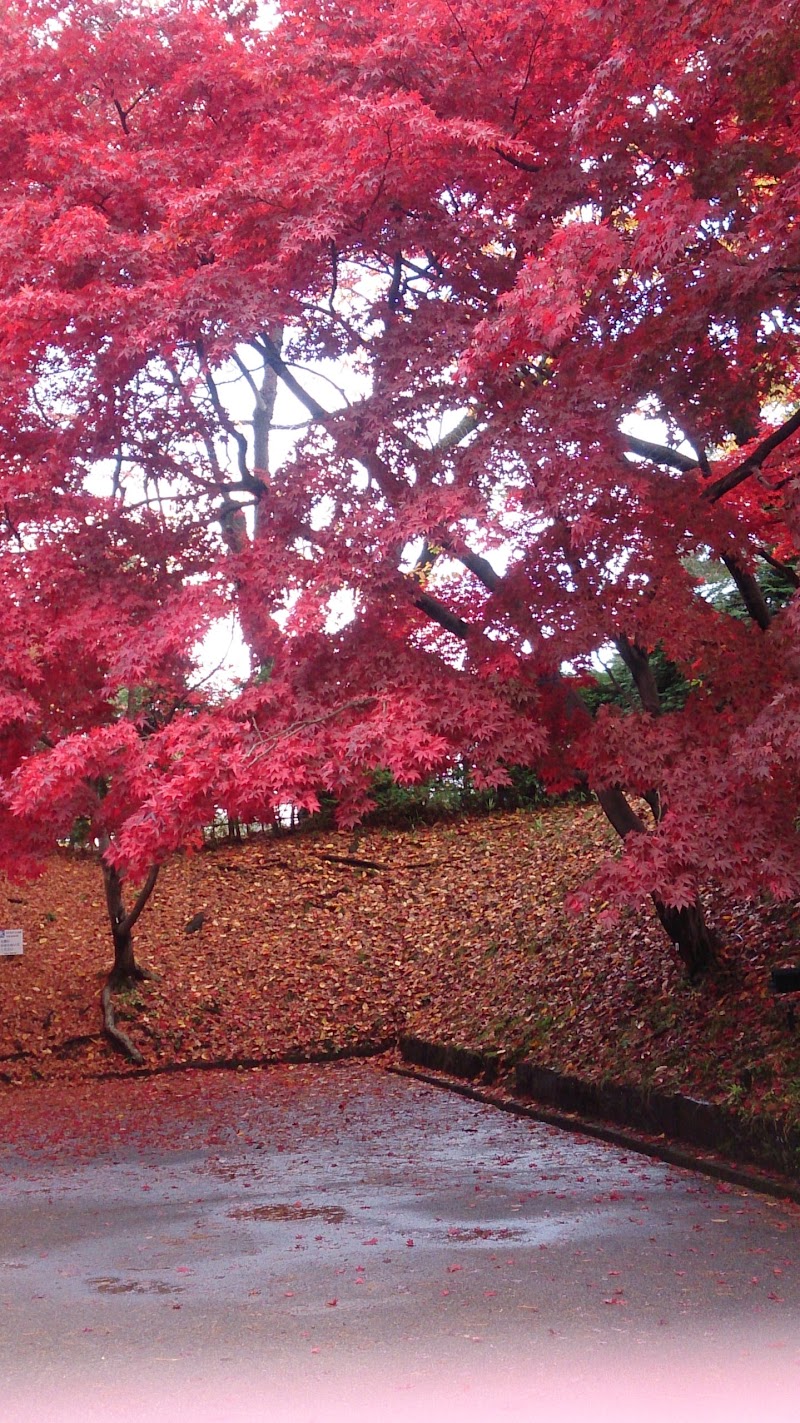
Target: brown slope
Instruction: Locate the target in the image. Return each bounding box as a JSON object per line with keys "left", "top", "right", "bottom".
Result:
{"left": 1, "top": 805, "right": 799, "bottom": 1131}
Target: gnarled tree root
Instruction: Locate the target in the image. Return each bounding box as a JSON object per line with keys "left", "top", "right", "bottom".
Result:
{"left": 101, "top": 980, "right": 144, "bottom": 1066}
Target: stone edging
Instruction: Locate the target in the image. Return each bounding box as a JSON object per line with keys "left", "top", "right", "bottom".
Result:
{"left": 398, "top": 1035, "right": 800, "bottom": 1194}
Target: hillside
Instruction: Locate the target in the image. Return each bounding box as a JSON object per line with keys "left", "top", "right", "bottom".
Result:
{"left": 2, "top": 805, "right": 799, "bottom": 1131}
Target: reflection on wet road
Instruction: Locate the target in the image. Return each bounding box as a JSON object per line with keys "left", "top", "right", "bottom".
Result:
{"left": 0, "top": 1062, "right": 798, "bottom": 1420}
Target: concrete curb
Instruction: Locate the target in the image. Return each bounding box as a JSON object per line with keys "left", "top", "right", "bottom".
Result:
{"left": 396, "top": 1035, "right": 800, "bottom": 1204}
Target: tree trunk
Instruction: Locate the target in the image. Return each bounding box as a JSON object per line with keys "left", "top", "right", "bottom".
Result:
{"left": 102, "top": 858, "right": 141, "bottom": 986}
{"left": 111, "top": 923, "right": 136, "bottom": 983}
{"left": 99, "top": 852, "right": 160, "bottom": 1064}
{"left": 596, "top": 785, "right": 718, "bottom": 980}
{"left": 652, "top": 897, "right": 719, "bottom": 982}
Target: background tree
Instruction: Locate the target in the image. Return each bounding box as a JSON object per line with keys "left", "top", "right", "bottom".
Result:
{"left": 0, "top": 478, "right": 230, "bottom": 1055}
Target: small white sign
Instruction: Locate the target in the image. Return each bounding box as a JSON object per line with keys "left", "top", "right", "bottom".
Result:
{"left": 0, "top": 929, "right": 23, "bottom": 957}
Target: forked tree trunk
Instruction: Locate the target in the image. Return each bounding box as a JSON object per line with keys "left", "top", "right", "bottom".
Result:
{"left": 102, "top": 858, "right": 153, "bottom": 985}
{"left": 100, "top": 853, "right": 160, "bottom": 1063}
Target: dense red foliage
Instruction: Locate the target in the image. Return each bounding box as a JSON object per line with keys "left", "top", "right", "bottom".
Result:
{"left": 1, "top": 0, "right": 800, "bottom": 975}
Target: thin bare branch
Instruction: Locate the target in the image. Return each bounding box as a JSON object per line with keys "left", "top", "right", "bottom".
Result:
{"left": 245, "top": 696, "right": 377, "bottom": 763}
{"left": 165, "top": 360, "right": 225, "bottom": 483}
{"left": 199, "top": 354, "right": 253, "bottom": 486}
{"left": 230, "top": 351, "right": 265, "bottom": 408}
{"left": 281, "top": 363, "right": 352, "bottom": 408}
{"left": 491, "top": 145, "right": 540, "bottom": 174}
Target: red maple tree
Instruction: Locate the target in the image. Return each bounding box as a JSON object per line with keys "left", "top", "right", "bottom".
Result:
{"left": 2, "top": 0, "right": 800, "bottom": 991}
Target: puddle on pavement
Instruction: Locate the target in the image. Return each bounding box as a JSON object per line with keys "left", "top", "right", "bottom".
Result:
{"left": 445, "top": 1227, "right": 521, "bottom": 1242}
{"left": 209, "top": 1164, "right": 259, "bottom": 1182}
{"left": 87, "top": 1277, "right": 185, "bottom": 1295}
{"left": 228, "top": 1203, "right": 347, "bottom": 1224}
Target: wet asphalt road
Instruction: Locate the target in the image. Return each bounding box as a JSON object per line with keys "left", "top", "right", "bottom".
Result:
{"left": 0, "top": 1062, "right": 799, "bottom": 1421}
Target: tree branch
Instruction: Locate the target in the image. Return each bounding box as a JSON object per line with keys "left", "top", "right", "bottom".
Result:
{"left": 595, "top": 785, "right": 648, "bottom": 838}
{"left": 614, "top": 635, "right": 662, "bottom": 716}
{"left": 165, "top": 360, "right": 226, "bottom": 484}
{"left": 413, "top": 590, "right": 471, "bottom": 639}
{"left": 432, "top": 409, "right": 480, "bottom": 451}
{"left": 706, "top": 407, "right": 800, "bottom": 503}
{"left": 491, "top": 146, "right": 540, "bottom": 174}
{"left": 624, "top": 435, "right": 699, "bottom": 472}
{"left": 455, "top": 546, "right": 502, "bottom": 592}
{"left": 254, "top": 333, "right": 329, "bottom": 422}
{"left": 244, "top": 697, "right": 378, "bottom": 764}
{"left": 119, "top": 864, "right": 160, "bottom": 938}
{"left": 387, "top": 250, "right": 404, "bottom": 309}
{"left": 721, "top": 551, "right": 772, "bottom": 629}
{"left": 757, "top": 547, "right": 800, "bottom": 588}
{"left": 199, "top": 354, "right": 253, "bottom": 486}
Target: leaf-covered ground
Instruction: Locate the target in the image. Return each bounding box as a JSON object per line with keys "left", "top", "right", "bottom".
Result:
{"left": 2, "top": 806, "right": 800, "bottom": 1130}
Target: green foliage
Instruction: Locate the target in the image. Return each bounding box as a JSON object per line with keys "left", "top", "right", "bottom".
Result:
{"left": 362, "top": 768, "right": 467, "bottom": 826}
{"left": 252, "top": 658, "right": 275, "bottom": 685}
{"left": 583, "top": 555, "right": 798, "bottom": 717}
{"left": 68, "top": 816, "right": 93, "bottom": 848}
{"left": 718, "top": 557, "right": 798, "bottom": 620}
{"left": 297, "top": 763, "right": 552, "bottom": 832}
{"left": 362, "top": 764, "right": 551, "bottom": 827}
{"left": 583, "top": 645, "right": 691, "bottom": 716}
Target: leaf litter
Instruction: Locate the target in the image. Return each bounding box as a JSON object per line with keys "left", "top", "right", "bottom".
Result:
{"left": 2, "top": 804, "right": 800, "bottom": 1132}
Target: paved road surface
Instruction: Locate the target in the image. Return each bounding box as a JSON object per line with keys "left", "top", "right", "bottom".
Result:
{"left": 0, "top": 1062, "right": 798, "bottom": 1421}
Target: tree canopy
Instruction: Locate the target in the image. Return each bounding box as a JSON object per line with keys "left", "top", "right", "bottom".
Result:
{"left": 2, "top": 0, "right": 800, "bottom": 979}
